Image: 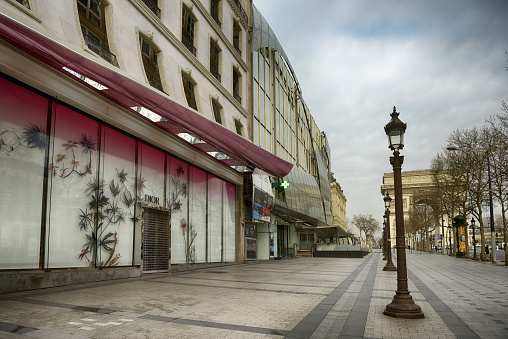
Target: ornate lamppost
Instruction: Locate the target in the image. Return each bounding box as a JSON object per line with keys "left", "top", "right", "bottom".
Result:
{"left": 383, "top": 192, "right": 396, "bottom": 271}
{"left": 383, "top": 107, "right": 424, "bottom": 319}
{"left": 471, "top": 218, "right": 479, "bottom": 260}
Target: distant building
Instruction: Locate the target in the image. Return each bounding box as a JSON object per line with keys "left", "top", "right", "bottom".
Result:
{"left": 330, "top": 173, "right": 347, "bottom": 232}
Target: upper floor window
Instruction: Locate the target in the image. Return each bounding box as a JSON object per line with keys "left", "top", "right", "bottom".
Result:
{"left": 233, "top": 20, "right": 241, "bottom": 55}
{"left": 212, "top": 100, "right": 223, "bottom": 125}
{"left": 233, "top": 68, "right": 241, "bottom": 104}
{"left": 78, "top": 0, "right": 118, "bottom": 66}
{"left": 141, "top": 0, "right": 161, "bottom": 18}
{"left": 182, "top": 73, "right": 198, "bottom": 111}
{"left": 14, "top": 0, "right": 30, "bottom": 9}
{"left": 140, "top": 36, "right": 164, "bottom": 92}
{"left": 210, "top": 40, "right": 221, "bottom": 82}
{"left": 234, "top": 119, "right": 243, "bottom": 136}
{"left": 182, "top": 6, "right": 196, "bottom": 56}
{"left": 210, "top": 0, "right": 221, "bottom": 27}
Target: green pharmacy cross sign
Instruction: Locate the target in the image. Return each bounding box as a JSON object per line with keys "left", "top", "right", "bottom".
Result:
{"left": 272, "top": 180, "right": 290, "bottom": 189}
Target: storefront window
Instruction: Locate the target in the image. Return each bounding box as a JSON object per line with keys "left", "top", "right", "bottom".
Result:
{"left": 189, "top": 167, "right": 207, "bottom": 263}
{"left": 208, "top": 175, "right": 222, "bottom": 262}
{"left": 97, "top": 126, "right": 136, "bottom": 267}
{"left": 0, "top": 78, "right": 49, "bottom": 269}
{"left": 168, "top": 157, "right": 188, "bottom": 264}
{"left": 47, "top": 104, "right": 100, "bottom": 268}
{"left": 224, "top": 182, "right": 236, "bottom": 261}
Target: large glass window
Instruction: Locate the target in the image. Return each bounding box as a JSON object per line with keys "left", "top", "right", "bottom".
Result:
{"left": 224, "top": 182, "right": 236, "bottom": 261}
{"left": 189, "top": 167, "right": 207, "bottom": 263}
{"left": 168, "top": 157, "right": 189, "bottom": 264}
{"left": 0, "top": 78, "right": 49, "bottom": 269}
{"left": 208, "top": 175, "right": 222, "bottom": 262}
{"left": 96, "top": 126, "right": 137, "bottom": 267}
{"left": 47, "top": 104, "right": 100, "bottom": 268}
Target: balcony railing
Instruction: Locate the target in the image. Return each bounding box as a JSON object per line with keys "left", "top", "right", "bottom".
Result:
{"left": 232, "top": 0, "right": 248, "bottom": 24}
{"left": 83, "top": 33, "right": 119, "bottom": 67}
{"left": 182, "top": 34, "right": 196, "bottom": 56}
{"left": 141, "top": 0, "right": 161, "bottom": 18}
{"left": 210, "top": 64, "right": 221, "bottom": 82}
{"left": 233, "top": 90, "right": 241, "bottom": 104}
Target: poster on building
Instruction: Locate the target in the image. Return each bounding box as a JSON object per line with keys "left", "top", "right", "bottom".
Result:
{"left": 253, "top": 187, "right": 273, "bottom": 222}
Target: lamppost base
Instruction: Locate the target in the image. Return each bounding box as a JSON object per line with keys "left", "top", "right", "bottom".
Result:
{"left": 384, "top": 294, "right": 424, "bottom": 319}
{"left": 383, "top": 262, "right": 397, "bottom": 271}
{"left": 473, "top": 255, "right": 479, "bottom": 260}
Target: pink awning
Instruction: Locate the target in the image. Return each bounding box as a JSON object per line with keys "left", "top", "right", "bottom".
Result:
{"left": 0, "top": 14, "right": 293, "bottom": 178}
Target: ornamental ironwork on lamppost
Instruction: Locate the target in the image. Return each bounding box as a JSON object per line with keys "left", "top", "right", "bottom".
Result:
{"left": 383, "top": 192, "right": 396, "bottom": 271}
{"left": 383, "top": 106, "right": 424, "bottom": 319}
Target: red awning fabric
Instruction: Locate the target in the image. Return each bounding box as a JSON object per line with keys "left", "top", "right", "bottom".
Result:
{"left": 0, "top": 14, "right": 293, "bottom": 178}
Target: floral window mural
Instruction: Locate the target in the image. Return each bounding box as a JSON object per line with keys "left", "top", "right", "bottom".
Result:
{"left": 208, "top": 175, "right": 223, "bottom": 262}
{"left": 169, "top": 157, "right": 189, "bottom": 264}
{"left": 224, "top": 182, "right": 237, "bottom": 261}
{"left": 92, "top": 126, "right": 136, "bottom": 267}
{"left": 0, "top": 78, "right": 49, "bottom": 269}
{"left": 190, "top": 167, "right": 207, "bottom": 263}
{"left": 47, "top": 104, "right": 100, "bottom": 268}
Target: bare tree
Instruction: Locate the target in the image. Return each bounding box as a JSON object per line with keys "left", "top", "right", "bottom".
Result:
{"left": 351, "top": 214, "right": 380, "bottom": 246}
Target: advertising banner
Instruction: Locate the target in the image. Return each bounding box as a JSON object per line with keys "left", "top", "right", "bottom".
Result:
{"left": 253, "top": 187, "right": 273, "bottom": 222}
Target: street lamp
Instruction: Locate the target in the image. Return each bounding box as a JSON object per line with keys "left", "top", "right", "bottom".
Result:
{"left": 383, "top": 192, "right": 396, "bottom": 271}
{"left": 446, "top": 145, "right": 508, "bottom": 264}
{"left": 383, "top": 107, "right": 424, "bottom": 319}
{"left": 471, "top": 218, "right": 479, "bottom": 260}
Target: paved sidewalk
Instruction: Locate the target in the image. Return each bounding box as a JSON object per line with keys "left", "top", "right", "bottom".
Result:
{"left": 0, "top": 251, "right": 507, "bottom": 338}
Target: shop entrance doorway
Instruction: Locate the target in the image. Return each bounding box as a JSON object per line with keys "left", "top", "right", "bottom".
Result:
{"left": 142, "top": 208, "right": 170, "bottom": 272}
{"left": 299, "top": 233, "right": 314, "bottom": 251}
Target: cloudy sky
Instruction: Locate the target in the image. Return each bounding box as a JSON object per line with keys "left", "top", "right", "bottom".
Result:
{"left": 254, "top": 0, "right": 508, "bottom": 235}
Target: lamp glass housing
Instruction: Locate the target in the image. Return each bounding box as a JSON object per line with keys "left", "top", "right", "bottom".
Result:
{"left": 384, "top": 107, "right": 407, "bottom": 151}
{"left": 387, "top": 131, "right": 404, "bottom": 151}
{"left": 384, "top": 193, "right": 392, "bottom": 210}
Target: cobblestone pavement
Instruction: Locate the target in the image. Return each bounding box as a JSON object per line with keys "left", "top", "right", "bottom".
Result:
{"left": 0, "top": 250, "right": 507, "bottom": 338}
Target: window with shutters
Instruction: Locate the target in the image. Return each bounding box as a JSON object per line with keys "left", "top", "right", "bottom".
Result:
{"left": 142, "top": 208, "right": 170, "bottom": 272}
